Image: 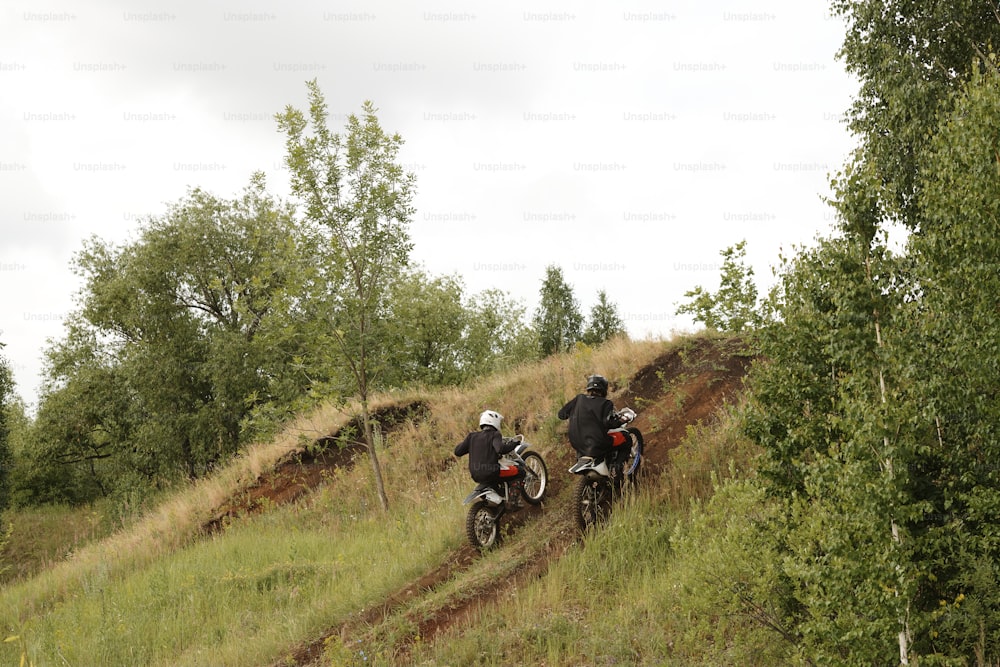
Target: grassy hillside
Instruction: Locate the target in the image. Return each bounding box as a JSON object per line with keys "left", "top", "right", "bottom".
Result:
{"left": 0, "top": 333, "right": 772, "bottom": 666}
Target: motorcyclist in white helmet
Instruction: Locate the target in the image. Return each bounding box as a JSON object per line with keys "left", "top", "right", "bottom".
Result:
{"left": 454, "top": 410, "right": 524, "bottom": 490}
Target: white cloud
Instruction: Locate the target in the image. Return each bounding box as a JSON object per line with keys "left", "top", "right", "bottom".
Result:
{"left": 0, "top": 0, "right": 858, "bottom": 407}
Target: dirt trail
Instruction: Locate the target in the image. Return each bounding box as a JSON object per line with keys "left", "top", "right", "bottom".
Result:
{"left": 229, "top": 336, "right": 754, "bottom": 665}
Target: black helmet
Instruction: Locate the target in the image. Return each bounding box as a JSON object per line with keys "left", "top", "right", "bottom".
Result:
{"left": 585, "top": 374, "right": 608, "bottom": 397}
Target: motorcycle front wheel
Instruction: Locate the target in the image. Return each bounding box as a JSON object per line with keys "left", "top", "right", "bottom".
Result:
{"left": 466, "top": 500, "right": 501, "bottom": 551}
{"left": 622, "top": 427, "right": 644, "bottom": 484}
{"left": 572, "top": 476, "right": 613, "bottom": 532}
{"left": 520, "top": 452, "right": 548, "bottom": 505}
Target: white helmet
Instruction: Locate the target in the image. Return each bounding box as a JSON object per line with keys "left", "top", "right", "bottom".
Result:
{"left": 479, "top": 410, "right": 502, "bottom": 431}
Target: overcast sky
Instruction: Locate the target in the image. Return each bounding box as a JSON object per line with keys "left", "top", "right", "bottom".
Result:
{"left": 1, "top": 0, "right": 859, "bottom": 408}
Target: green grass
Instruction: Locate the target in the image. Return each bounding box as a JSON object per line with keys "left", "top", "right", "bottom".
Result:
{"left": 0, "top": 334, "right": 790, "bottom": 666}
{"left": 0, "top": 501, "right": 120, "bottom": 585}
{"left": 408, "top": 480, "right": 793, "bottom": 666}
{"left": 404, "top": 383, "right": 788, "bottom": 667}
{"left": 2, "top": 473, "right": 465, "bottom": 666}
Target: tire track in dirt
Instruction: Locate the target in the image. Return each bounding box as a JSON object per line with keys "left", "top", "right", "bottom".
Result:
{"left": 273, "top": 336, "right": 753, "bottom": 666}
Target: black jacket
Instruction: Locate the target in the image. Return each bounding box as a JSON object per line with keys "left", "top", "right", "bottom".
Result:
{"left": 454, "top": 427, "right": 517, "bottom": 484}
{"left": 558, "top": 393, "right": 622, "bottom": 458}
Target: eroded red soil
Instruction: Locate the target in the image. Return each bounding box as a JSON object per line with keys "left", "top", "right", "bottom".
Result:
{"left": 238, "top": 336, "right": 756, "bottom": 666}
{"left": 202, "top": 402, "right": 428, "bottom": 534}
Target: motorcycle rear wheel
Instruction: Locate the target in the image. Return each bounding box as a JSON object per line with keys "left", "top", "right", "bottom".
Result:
{"left": 521, "top": 452, "right": 548, "bottom": 505}
{"left": 466, "top": 500, "right": 501, "bottom": 551}
{"left": 572, "top": 476, "right": 613, "bottom": 532}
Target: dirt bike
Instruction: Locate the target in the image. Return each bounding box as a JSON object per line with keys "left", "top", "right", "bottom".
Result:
{"left": 568, "top": 407, "right": 643, "bottom": 532}
{"left": 463, "top": 436, "right": 548, "bottom": 551}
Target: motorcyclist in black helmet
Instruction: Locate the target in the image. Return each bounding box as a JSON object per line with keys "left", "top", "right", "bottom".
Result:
{"left": 558, "top": 374, "right": 626, "bottom": 468}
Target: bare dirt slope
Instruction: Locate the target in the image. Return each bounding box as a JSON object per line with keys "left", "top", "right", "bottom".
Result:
{"left": 206, "top": 337, "right": 752, "bottom": 665}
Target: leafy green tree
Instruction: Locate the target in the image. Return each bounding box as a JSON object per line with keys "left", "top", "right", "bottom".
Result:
{"left": 382, "top": 272, "right": 538, "bottom": 386}
{"left": 532, "top": 265, "right": 583, "bottom": 356}
{"left": 383, "top": 269, "right": 467, "bottom": 387}
{"left": 736, "top": 4, "right": 1000, "bottom": 663}
{"left": 832, "top": 0, "right": 1000, "bottom": 229}
{"left": 93, "top": 179, "right": 311, "bottom": 474}
{"left": 582, "top": 290, "right": 625, "bottom": 346}
{"left": 896, "top": 65, "right": 1000, "bottom": 658}
{"left": 746, "top": 231, "right": 918, "bottom": 664}
{"left": 9, "top": 382, "right": 111, "bottom": 507}
{"left": 0, "top": 344, "right": 13, "bottom": 513}
{"left": 1, "top": 393, "right": 44, "bottom": 508}
{"left": 772, "top": 3, "right": 1000, "bottom": 659}
{"left": 32, "top": 176, "right": 318, "bottom": 501}
{"left": 30, "top": 322, "right": 130, "bottom": 501}
{"left": 461, "top": 288, "right": 538, "bottom": 377}
{"left": 276, "top": 83, "right": 416, "bottom": 512}
{"left": 0, "top": 343, "right": 14, "bottom": 577}
{"left": 676, "top": 240, "right": 760, "bottom": 332}
{"left": 744, "top": 43, "right": 1000, "bottom": 667}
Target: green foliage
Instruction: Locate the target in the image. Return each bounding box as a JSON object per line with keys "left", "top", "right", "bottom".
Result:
{"left": 742, "top": 46, "right": 1000, "bottom": 666}
{"left": 898, "top": 65, "right": 1000, "bottom": 658}
{"left": 667, "top": 478, "right": 797, "bottom": 663}
{"left": 743, "top": 229, "right": 926, "bottom": 663}
{"left": 276, "top": 82, "right": 417, "bottom": 511}
{"left": 11, "top": 371, "right": 110, "bottom": 506}
{"left": 746, "top": 235, "right": 905, "bottom": 492}
{"left": 460, "top": 287, "right": 539, "bottom": 377}
{"left": 532, "top": 264, "right": 583, "bottom": 356}
{"left": 383, "top": 269, "right": 468, "bottom": 387}
{"left": 676, "top": 240, "right": 761, "bottom": 332}
{"left": 582, "top": 289, "right": 625, "bottom": 346}
{"left": 751, "top": 208, "right": 1000, "bottom": 660}
{"left": 0, "top": 346, "right": 25, "bottom": 584}
{"left": 730, "top": 7, "right": 1000, "bottom": 661}
{"left": 0, "top": 347, "right": 11, "bottom": 579}
{"left": 0, "top": 346, "right": 13, "bottom": 514}
{"left": 275, "top": 85, "right": 416, "bottom": 399}
{"left": 831, "top": 0, "right": 1000, "bottom": 229}
{"left": 382, "top": 270, "right": 537, "bottom": 387}
{"left": 25, "top": 177, "right": 319, "bottom": 503}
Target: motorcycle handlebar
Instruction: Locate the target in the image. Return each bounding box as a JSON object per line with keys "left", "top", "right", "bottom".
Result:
{"left": 616, "top": 407, "right": 637, "bottom": 423}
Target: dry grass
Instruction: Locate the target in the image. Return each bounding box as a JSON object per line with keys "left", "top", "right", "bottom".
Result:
{"left": 3, "top": 334, "right": 747, "bottom": 666}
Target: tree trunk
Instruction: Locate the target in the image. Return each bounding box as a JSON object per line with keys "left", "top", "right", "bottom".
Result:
{"left": 868, "top": 256, "right": 910, "bottom": 664}
{"left": 360, "top": 397, "right": 389, "bottom": 512}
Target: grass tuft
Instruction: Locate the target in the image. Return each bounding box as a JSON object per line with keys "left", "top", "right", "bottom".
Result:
{"left": 0, "top": 333, "right": 789, "bottom": 666}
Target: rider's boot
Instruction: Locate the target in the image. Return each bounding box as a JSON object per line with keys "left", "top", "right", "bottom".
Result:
{"left": 509, "top": 480, "right": 525, "bottom": 510}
